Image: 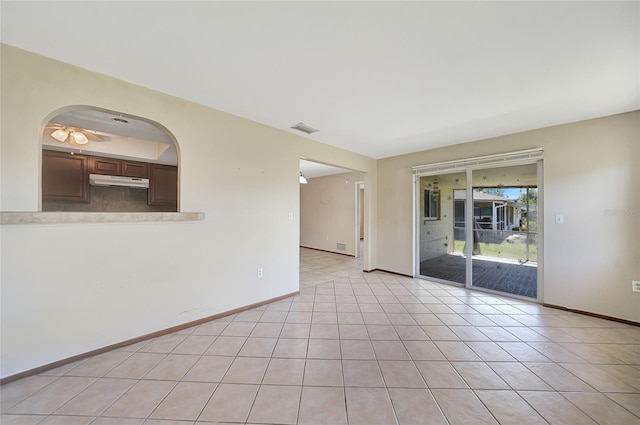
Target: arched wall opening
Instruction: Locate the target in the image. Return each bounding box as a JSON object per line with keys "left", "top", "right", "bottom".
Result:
{"left": 40, "top": 106, "right": 181, "bottom": 212}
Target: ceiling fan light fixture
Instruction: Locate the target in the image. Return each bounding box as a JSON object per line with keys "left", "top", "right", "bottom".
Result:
{"left": 51, "top": 128, "right": 69, "bottom": 142}
{"left": 71, "top": 131, "right": 89, "bottom": 145}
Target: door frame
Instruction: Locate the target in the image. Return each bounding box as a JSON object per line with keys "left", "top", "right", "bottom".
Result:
{"left": 413, "top": 149, "right": 544, "bottom": 303}
{"left": 355, "top": 181, "right": 365, "bottom": 259}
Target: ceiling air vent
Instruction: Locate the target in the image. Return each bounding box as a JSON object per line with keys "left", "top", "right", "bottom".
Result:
{"left": 291, "top": 122, "right": 319, "bottom": 135}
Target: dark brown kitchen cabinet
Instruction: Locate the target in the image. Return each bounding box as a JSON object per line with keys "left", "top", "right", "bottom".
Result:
{"left": 42, "top": 150, "right": 89, "bottom": 202}
{"left": 90, "top": 157, "right": 149, "bottom": 178}
{"left": 122, "top": 161, "right": 149, "bottom": 178}
{"left": 90, "top": 157, "right": 121, "bottom": 175}
{"left": 148, "top": 164, "right": 177, "bottom": 206}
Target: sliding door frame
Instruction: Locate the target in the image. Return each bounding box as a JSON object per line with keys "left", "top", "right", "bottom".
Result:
{"left": 413, "top": 149, "right": 544, "bottom": 302}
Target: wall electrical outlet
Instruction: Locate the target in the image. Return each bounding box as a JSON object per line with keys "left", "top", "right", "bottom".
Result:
{"left": 633, "top": 281, "right": 640, "bottom": 292}
{"left": 257, "top": 268, "right": 263, "bottom": 278}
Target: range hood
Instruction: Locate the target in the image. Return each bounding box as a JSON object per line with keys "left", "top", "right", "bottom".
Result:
{"left": 89, "top": 173, "right": 149, "bottom": 189}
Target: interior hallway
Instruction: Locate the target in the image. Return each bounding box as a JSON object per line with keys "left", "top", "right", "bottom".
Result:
{"left": 1, "top": 248, "right": 639, "bottom": 424}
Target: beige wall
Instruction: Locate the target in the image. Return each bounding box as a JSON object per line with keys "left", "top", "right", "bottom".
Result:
{"left": 377, "top": 111, "right": 640, "bottom": 322}
{"left": 0, "top": 45, "right": 377, "bottom": 378}
{"left": 300, "top": 171, "right": 364, "bottom": 255}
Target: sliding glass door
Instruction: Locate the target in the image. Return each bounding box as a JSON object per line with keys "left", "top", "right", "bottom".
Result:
{"left": 415, "top": 150, "right": 543, "bottom": 301}
{"left": 470, "top": 164, "right": 539, "bottom": 298}
{"left": 417, "top": 171, "right": 467, "bottom": 285}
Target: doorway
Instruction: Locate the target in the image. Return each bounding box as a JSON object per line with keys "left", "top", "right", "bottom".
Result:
{"left": 299, "top": 159, "right": 366, "bottom": 260}
{"left": 415, "top": 150, "right": 543, "bottom": 301}
{"left": 469, "top": 165, "right": 539, "bottom": 298}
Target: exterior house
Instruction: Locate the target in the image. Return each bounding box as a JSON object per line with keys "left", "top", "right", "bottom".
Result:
{"left": 454, "top": 190, "right": 525, "bottom": 231}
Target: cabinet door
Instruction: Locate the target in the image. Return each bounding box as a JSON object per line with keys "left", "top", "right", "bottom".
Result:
{"left": 148, "top": 164, "right": 177, "bottom": 206}
{"left": 122, "top": 161, "right": 149, "bottom": 178}
{"left": 91, "top": 157, "right": 122, "bottom": 175}
{"left": 42, "top": 150, "right": 89, "bottom": 202}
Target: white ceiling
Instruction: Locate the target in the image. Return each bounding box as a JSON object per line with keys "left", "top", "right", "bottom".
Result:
{"left": 52, "top": 109, "right": 174, "bottom": 145}
{"left": 44, "top": 108, "right": 179, "bottom": 165}
{"left": 300, "top": 159, "right": 352, "bottom": 180}
{"left": 1, "top": 1, "right": 638, "bottom": 160}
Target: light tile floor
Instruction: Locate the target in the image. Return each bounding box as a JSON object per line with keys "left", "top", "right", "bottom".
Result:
{"left": 2, "top": 247, "right": 639, "bottom": 424}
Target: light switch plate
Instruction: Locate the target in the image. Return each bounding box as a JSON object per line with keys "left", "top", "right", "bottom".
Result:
{"left": 555, "top": 214, "right": 564, "bottom": 224}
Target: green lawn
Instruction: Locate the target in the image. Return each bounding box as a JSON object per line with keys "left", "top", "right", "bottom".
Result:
{"left": 454, "top": 239, "right": 537, "bottom": 262}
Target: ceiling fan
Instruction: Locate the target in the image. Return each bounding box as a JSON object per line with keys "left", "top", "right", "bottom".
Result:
{"left": 45, "top": 123, "right": 107, "bottom": 146}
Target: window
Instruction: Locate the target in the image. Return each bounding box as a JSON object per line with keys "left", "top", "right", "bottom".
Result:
{"left": 454, "top": 200, "right": 465, "bottom": 227}
{"left": 42, "top": 106, "right": 179, "bottom": 212}
{"left": 424, "top": 189, "right": 440, "bottom": 220}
